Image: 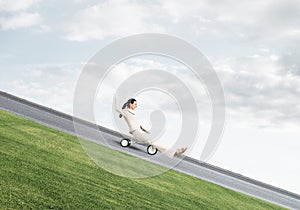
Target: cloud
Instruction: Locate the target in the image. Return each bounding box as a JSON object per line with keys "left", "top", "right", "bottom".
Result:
{"left": 64, "top": 0, "right": 165, "bottom": 41}
{"left": 93, "top": 56, "right": 211, "bottom": 134}
{"left": 0, "top": 0, "right": 41, "bottom": 12}
{"left": 278, "top": 49, "right": 300, "bottom": 77}
{"left": 214, "top": 52, "right": 300, "bottom": 129}
{"left": 0, "top": 0, "right": 47, "bottom": 31}
{"left": 161, "top": 0, "right": 207, "bottom": 23}
{"left": 0, "top": 12, "right": 42, "bottom": 30}
{"left": 90, "top": 57, "right": 210, "bottom": 150}
{"left": 159, "top": 0, "right": 300, "bottom": 45}
{"left": 1, "top": 0, "right": 299, "bottom": 130}
{"left": 78, "top": 52, "right": 300, "bottom": 131}
{"left": 3, "top": 64, "right": 82, "bottom": 114}
{"left": 61, "top": 0, "right": 299, "bottom": 44}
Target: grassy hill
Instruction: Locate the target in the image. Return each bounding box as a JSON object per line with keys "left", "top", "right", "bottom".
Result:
{"left": 0, "top": 109, "right": 285, "bottom": 209}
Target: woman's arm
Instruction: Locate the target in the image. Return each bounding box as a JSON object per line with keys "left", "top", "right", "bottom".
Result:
{"left": 114, "top": 94, "right": 124, "bottom": 116}
{"left": 140, "top": 125, "right": 150, "bottom": 134}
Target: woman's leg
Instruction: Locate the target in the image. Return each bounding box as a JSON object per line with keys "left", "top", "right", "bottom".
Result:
{"left": 132, "top": 131, "right": 187, "bottom": 157}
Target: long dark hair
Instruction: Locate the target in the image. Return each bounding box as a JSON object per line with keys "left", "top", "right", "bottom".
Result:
{"left": 119, "top": 98, "right": 136, "bottom": 118}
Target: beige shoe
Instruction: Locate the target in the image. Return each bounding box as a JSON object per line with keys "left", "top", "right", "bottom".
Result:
{"left": 174, "top": 147, "right": 187, "bottom": 157}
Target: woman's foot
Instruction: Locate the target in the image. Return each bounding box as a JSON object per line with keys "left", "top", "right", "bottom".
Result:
{"left": 174, "top": 147, "right": 187, "bottom": 157}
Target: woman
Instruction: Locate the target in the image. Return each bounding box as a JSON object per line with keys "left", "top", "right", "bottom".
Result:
{"left": 114, "top": 95, "right": 187, "bottom": 157}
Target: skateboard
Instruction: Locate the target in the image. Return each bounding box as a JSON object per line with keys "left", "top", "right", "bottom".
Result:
{"left": 120, "top": 138, "right": 158, "bottom": 155}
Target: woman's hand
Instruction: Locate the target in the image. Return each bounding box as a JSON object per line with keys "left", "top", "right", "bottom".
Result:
{"left": 140, "top": 126, "right": 150, "bottom": 134}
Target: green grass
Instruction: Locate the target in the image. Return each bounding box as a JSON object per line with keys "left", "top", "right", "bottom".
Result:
{"left": 0, "top": 109, "right": 286, "bottom": 210}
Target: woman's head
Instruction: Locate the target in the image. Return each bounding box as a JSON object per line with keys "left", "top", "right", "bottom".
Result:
{"left": 128, "top": 98, "right": 137, "bottom": 110}
{"left": 119, "top": 98, "right": 137, "bottom": 118}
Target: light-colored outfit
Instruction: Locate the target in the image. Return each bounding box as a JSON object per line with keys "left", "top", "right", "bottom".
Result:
{"left": 114, "top": 106, "right": 153, "bottom": 144}
{"left": 114, "top": 100, "right": 175, "bottom": 157}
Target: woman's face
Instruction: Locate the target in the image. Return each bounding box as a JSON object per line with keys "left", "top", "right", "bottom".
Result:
{"left": 129, "top": 101, "right": 137, "bottom": 110}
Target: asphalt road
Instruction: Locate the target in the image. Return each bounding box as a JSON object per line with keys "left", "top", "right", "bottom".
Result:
{"left": 1, "top": 91, "right": 300, "bottom": 209}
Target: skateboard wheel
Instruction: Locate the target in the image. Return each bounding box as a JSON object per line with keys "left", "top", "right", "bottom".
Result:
{"left": 147, "top": 145, "right": 158, "bottom": 155}
{"left": 120, "top": 138, "right": 131, "bottom": 147}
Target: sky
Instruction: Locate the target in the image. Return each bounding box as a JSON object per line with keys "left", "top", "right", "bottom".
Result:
{"left": 1, "top": 0, "right": 300, "bottom": 194}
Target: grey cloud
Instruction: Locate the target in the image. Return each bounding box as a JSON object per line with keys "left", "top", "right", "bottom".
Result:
{"left": 217, "top": 56, "right": 300, "bottom": 128}
{"left": 263, "top": 0, "right": 300, "bottom": 27}
{"left": 278, "top": 50, "right": 300, "bottom": 77}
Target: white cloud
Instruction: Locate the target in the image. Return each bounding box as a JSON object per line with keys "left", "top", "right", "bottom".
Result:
{"left": 285, "top": 28, "right": 300, "bottom": 36}
{"left": 159, "top": 0, "right": 300, "bottom": 45}
{"left": 2, "top": 64, "right": 82, "bottom": 114}
{"left": 62, "top": 0, "right": 300, "bottom": 43}
{"left": 0, "top": 12, "right": 42, "bottom": 30}
{"left": 0, "top": 0, "right": 47, "bottom": 31}
{"left": 214, "top": 1, "right": 272, "bottom": 24}
{"left": 65, "top": 0, "right": 165, "bottom": 41}
{"left": 214, "top": 52, "right": 300, "bottom": 129}
{"left": 161, "top": 0, "right": 206, "bottom": 23}
{"left": 0, "top": 0, "right": 41, "bottom": 12}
